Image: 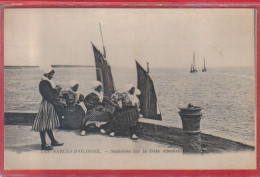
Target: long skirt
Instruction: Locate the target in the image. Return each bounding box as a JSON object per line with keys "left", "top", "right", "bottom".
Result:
{"left": 32, "top": 99, "right": 60, "bottom": 131}
{"left": 109, "top": 107, "right": 139, "bottom": 134}
{"left": 59, "top": 105, "right": 85, "bottom": 130}
{"left": 83, "top": 105, "right": 114, "bottom": 126}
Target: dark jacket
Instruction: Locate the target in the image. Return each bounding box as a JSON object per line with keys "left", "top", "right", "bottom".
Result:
{"left": 84, "top": 92, "right": 103, "bottom": 111}
{"left": 61, "top": 90, "right": 84, "bottom": 105}
{"left": 39, "top": 80, "right": 60, "bottom": 104}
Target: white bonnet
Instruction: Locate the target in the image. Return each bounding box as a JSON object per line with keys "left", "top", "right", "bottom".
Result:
{"left": 42, "top": 66, "right": 55, "bottom": 74}
{"left": 135, "top": 89, "right": 141, "bottom": 95}
{"left": 69, "top": 80, "right": 78, "bottom": 88}
{"left": 91, "top": 80, "right": 103, "bottom": 89}
{"left": 125, "top": 84, "right": 135, "bottom": 92}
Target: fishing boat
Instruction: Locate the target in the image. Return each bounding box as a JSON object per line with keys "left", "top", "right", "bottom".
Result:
{"left": 91, "top": 23, "right": 115, "bottom": 97}
{"left": 202, "top": 58, "right": 207, "bottom": 72}
{"left": 136, "top": 60, "right": 162, "bottom": 121}
{"left": 190, "top": 52, "right": 197, "bottom": 73}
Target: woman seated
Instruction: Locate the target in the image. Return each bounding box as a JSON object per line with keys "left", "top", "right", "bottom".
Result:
{"left": 59, "top": 80, "right": 87, "bottom": 130}
{"left": 106, "top": 85, "right": 141, "bottom": 140}
{"left": 80, "top": 81, "right": 114, "bottom": 135}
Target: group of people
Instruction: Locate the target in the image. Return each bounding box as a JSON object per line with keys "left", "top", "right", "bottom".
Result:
{"left": 32, "top": 67, "right": 142, "bottom": 150}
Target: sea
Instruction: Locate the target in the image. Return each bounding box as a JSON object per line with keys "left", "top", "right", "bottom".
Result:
{"left": 4, "top": 66, "right": 256, "bottom": 146}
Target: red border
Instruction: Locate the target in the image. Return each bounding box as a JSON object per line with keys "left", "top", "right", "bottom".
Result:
{"left": 0, "top": 1, "right": 259, "bottom": 177}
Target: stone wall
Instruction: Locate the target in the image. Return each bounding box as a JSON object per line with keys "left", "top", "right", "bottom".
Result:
{"left": 137, "top": 119, "right": 254, "bottom": 153}
{"left": 4, "top": 111, "right": 255, "bottom": 153}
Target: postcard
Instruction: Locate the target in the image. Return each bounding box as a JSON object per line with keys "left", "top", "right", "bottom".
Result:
{"left": 3, "top": 7, "right": 256, "bottom": 171}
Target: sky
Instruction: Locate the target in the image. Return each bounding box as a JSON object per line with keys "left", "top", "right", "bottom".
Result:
{"left": 4, "top": 8, "right": 255, "bottom": 68}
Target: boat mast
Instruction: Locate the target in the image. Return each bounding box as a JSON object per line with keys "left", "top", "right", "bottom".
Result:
{"left": 99, "top": 22, "right": 106, "bottom": 58}
{"left": 97, "top": 23, "right": 116, "bottom": 92}
{"left": 204, "top": 58, "right": 206, "bottom": 69}
{"left": 193, "top": 52, "right": 195, "bottom": 70}
{"left": 147, "top": 62, "right": 150, "bottom": 74}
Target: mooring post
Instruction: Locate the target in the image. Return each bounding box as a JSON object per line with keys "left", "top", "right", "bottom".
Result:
{"left": 178, "top": 103, "right": 203, "bottom": 154}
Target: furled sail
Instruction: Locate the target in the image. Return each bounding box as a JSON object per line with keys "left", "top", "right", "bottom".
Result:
{"left": 91, "top": 42, "right": 115, "bottom": 97}
{"left": 190, "top": 52, "right": 197, "bottom": 73}
{"left": 136, "top": 60, "right": 162, "bottom": 120}
{"left": 202, "top": 58, "right": 207, "bottom": 72}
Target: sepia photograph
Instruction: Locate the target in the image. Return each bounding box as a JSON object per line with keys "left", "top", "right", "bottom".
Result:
{"left": 3, "top": 7, "right": 256, "bottom": 170}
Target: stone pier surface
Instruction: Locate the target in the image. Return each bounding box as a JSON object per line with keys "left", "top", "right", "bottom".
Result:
{"left": 4, "top": 124, "right": 256, "bottom": 170}
{"left": 4, "top": 125, "right": 183, "bottom": 169}
{"left": 5, "top": 125, "right": 182, "bottom": 153}
{"left": 5, "top": 112, "right": 255, "bottom": 153}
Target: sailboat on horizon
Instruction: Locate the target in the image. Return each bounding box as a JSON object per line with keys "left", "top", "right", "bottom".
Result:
{"left": 202, "top": 58, "right": 207, "bottom": 72}
{"left": 190, "top": 52, "right": 197, "bottom": 73}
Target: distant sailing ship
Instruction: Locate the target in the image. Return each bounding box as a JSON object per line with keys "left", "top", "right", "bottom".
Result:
{"left": 91, "top": 23, "right": 115, "bottom": 97}
{"left": 202, "top": 58, "right": 207, "bottom": 72}
{"left": 136, "top": 61, "right": 162, "bottom": 120}
{"left": 190, "top": 52, "right": 197, "bottom": 73}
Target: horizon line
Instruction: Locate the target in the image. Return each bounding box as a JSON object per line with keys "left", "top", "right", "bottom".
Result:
{"left": 4, "top": 65, "right": 254, "bottom": 69}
